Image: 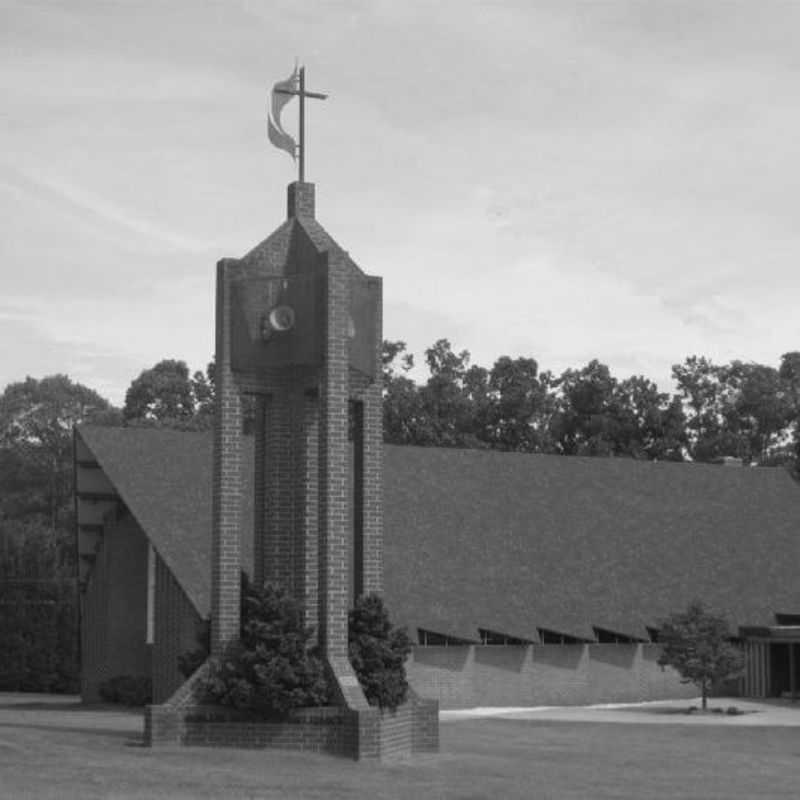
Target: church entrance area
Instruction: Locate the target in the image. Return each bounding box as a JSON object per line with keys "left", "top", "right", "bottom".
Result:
{"left": 741, "top": 626, "right": 800, "bottom": 700}
{"left": 769, "top": 642, "right": 800, "bottom": 700}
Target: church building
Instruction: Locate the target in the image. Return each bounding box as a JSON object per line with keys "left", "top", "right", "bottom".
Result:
{"left": 73, "top": 171, "right": 800, "bottom": 729}
{"left": 75, "top": 417, "right": 800, "bottom": 708}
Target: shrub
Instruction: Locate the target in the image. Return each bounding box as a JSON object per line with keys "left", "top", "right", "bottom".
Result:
{"left": 98, "top": 675, "right": 152, "bottom": 706}
{"left": 204, "top": 579, "right": 330, "bottom": 719}
{"left": 348, "top": 593, "right": 411, "bottom": 710}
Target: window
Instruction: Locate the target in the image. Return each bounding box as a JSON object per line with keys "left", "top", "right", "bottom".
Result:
{"left": 417, "top": 629, "right": 474, "bottom": 646}
{"left": 594, "top": 627, "right": 646, "bottom": 644}
{"left": 537, "top": 628, "right": 589, "bottom": 645}
{"left": 479, "top": 628, "right": 532, "bottom": 645}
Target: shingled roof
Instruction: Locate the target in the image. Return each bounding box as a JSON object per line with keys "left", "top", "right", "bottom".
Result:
{"left": 77, "top": 425, "right": 800, "bottom": 642}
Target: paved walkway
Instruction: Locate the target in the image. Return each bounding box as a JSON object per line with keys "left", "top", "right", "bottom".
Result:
{"left": 2, "top": 692, "right": 799, "bottom": 733}
{"left": 442, "top": 696, "right": 800, "bottom": 726}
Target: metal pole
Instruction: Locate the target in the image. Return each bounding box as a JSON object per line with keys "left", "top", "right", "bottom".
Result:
{"left": 299, "top": 66, "right": 305, "bottom": 183}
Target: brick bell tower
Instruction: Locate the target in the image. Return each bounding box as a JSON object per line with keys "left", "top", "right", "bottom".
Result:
{"left": 211, "top": 180, "right": 382, "bottom": 707}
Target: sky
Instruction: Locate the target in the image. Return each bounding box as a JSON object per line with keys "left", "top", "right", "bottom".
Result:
{"left": 2, "top": 1, "right": 799, "bottom": 405}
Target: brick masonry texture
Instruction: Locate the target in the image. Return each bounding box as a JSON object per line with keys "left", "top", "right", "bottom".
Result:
{"left": 211, "top": 258, "right": 243, "bottom": 656}
{"left": 406, "top": 644, "right": 695, "bottom": 709}
{"left": 144, "top": 699, "right": 437, "bottom": 762}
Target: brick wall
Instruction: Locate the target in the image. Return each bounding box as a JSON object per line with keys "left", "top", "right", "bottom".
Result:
{"left": 145, "top": 699, "right": 436, "bottom": 762}
{"left": 80, "top": 513, "right": 149, "bottom": 701}
{"left": 407, "top": 644, "right": 695, "bottom": 709}
{"left": 211, "top": 257, "right": 243, "bottom": 656}
{"left": 359, "top": 277, "right": 383, "bottom": 597}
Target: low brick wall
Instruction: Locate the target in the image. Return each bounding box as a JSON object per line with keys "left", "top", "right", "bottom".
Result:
{"left": 407, "top": 644, "right": 695, "bottom": 709}
{"left": 144, "top": 694, "right": 439, "bottom": 761}
{"left": 378, "top": 693, "right": 438, "bottom": 761}
{"left": 146, "top": 704, "right": 356, "bottom": 755}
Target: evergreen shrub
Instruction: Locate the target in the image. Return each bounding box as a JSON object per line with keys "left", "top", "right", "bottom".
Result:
{"left": 348, "top": 593, "right": 411, "bottom": 710}
{"left": 98, "top": 675, "right": 153, "bottom": 706}
{"left": 204, "top": 579, "right": 330, "bottom": 719}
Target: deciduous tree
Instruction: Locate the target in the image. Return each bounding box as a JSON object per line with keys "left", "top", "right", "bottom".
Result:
{"left": 657, "top": 600, "right": 744, "bottom": 710}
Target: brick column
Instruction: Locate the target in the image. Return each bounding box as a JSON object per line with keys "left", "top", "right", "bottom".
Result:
{"left": 211, "top": 259, "right": 242, "bottom": 656}
{"left": 318, "top": 252, "right": 350, "bottom": 660}
{"left": 252, "top": 394, "right": 267, "bottom": 588}
{"left": 298, "top": 389, "right": 319, "bottom": 632}
{"left": 287, "top": 181, "right": 315, "bottom": 218}
{"left": 361, "top": 277, "right": 383, "bottom": 596}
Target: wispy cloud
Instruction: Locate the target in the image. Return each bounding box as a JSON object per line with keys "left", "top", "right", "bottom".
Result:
{"left": 2, "top": 166, "right": 226, "bottom": 254}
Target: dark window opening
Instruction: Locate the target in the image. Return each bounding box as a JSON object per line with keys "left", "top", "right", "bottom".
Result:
{"left": 594, "top": 627, "right": 646, "bottom": 644}
{"left": 646, "top": 627, "right": 660, "bottom": 643}
{"left": 479, "top": 628, "right": 532, "bottom": 646}
{"left": 417, "top": 629, "right": 474, "bottom": 647}
{"left": 775, "top": 613, "right": 800, "bottom": 626}
{"left": 537, "top": 628, "right": 590, "bottom": 645}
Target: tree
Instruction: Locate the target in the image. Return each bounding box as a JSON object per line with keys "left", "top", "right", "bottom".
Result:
{"left": 778, "top": 352, "right": 800, "bottom": 470}
{"left": 0, "top": 516, "right": 79, "bottom": 692}
{"left": 123, "top": 359, "right": 218, "bottom": 430}
{"left": 484, "top": 356, "right": 554, "bottom": 452}
{"left": 0, "top": 374, "right": 115, "bottom": 693}
{"left": 657, "top": 600, "right": 744, "bottom": 710}
{"left": 674, "top": 356, "right": 796, "bottom": 465}
{"left": 613, "top": 376, "right": 687, "bottom": 461}
{"left": 549, "top": 360, "right": 621, "bottom": 456}
{"left": 382, "top": 341, "right": 427, "bottom": 445}
{"left": 382, "top": 340, "right": 414, "bottom": 385}
{"left": 0, "top": 375, "right": 119, "bottom": 529}
{"left": 191, "top": 360, "right": 216, "bottom": 428}
{"left": 123, "top": 360, "right": 196, "bottom": 425}
{"left": 723, "top": 361, "right": 794, "bottom": 464}
{"left": 419, "top": 339, "right": 486, "bottom": 448}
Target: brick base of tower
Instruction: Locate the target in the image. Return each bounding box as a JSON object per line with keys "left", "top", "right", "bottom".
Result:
{"left": 143, "top": 181, "right": 438, "bottom": 759}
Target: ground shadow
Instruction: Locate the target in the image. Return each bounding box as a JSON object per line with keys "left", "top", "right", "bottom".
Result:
{"left": 0, "top": 699, "right": 141, "bottom": 714}
{"left": 0, "top": 720, "right": 137, "bottom": 739}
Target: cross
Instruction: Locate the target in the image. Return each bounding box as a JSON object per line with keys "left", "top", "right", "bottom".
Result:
{"left": 275, "top": 66, "right": 328, "bottom": 183}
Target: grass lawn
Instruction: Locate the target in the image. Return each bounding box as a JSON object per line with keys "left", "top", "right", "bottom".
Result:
{"left": 0, "top": 696, "right": 797, "bottom": 799}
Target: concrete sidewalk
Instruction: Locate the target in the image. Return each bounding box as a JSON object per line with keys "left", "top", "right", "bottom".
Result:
{"left": 442, "top": 697, "right": 800, "bottom": 726}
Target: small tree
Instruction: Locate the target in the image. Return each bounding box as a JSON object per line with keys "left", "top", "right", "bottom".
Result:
{"left": 348, "top": 593, "right": 411, "bottom": 710}
{"left": 657, "top": 600, "right": 744, "bottom": 710}
{"left": 205, "top": 579, "right": 330, "bottom": 719}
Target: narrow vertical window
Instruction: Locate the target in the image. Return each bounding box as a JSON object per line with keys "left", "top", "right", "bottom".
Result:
{"left": 146, "top": 543, "right": 156, "bottom": 645}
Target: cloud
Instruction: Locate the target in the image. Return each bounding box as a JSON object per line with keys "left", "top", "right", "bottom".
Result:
{"left": 0, "top": 270, "right": 214, "bottom": 405}
{"left": 2, "top": 167, "right": 227, "bottom": 254}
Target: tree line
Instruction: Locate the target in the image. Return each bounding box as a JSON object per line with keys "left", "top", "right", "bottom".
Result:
{"left": 0, "top": 344, "right": 798, "bottom": 691}
{"left": 383, "top": 340, "right": 800, "bottom": 468}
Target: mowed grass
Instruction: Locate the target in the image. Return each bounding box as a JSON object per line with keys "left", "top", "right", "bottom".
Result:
{"left": 0, "top": 697, "right": 798, "bottom": 799}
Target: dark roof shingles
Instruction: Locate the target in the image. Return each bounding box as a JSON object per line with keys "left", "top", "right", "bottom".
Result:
{"left": 77, "top": 426, "right": 800, "bottom": 637}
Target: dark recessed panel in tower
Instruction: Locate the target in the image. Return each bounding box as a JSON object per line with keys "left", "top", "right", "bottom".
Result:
{"left": 348, "top": 275, "right": 380, "bottom": 379}
{"left": 230, "top": 273, "right": 323, "bottom": 371}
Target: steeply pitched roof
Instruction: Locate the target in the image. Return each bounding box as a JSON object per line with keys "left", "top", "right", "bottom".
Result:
{"left": 77, "top": 425, "right": 800, "bottom": 640}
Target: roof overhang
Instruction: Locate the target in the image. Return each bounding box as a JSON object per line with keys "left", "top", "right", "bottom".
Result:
{"left": 739, "top": 625, "right": 800, "bottom": 642}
